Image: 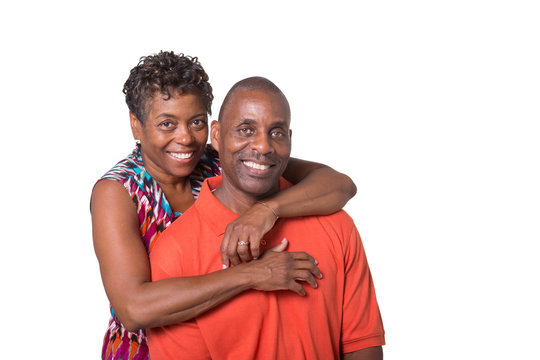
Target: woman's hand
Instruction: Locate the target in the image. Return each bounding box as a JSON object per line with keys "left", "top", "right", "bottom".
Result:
{"left": 221, "top": 201, "right": 279, "bottom": 267}
{"left": 245, "top": 238, "right": 323, "bottom": 296}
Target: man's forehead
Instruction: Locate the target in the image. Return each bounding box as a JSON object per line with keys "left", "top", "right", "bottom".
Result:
{"left": 222, "top": 88, "right": 290, "bottom": 122}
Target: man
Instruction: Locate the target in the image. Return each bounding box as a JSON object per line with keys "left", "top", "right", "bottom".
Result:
{"left": 148, "top": 77, "right": 385, "bottom": 359}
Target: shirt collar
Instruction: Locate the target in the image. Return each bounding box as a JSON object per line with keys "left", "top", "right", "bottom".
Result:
{"left": 194, "top": 176, "right": 292, "bottom": 236}
{"left": 195, "top": 176, "right": 238, "bottom": 236}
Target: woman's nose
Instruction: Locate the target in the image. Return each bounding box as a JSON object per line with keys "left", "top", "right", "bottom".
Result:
{"left": 175, "top": 123, "right": 194, "bottom": 145}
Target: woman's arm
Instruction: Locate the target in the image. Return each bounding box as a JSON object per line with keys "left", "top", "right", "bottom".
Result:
{"left": 91, "top": 180, "right": 320, "bottom": 331}
{"left": 221, "top": 158, "right": 357, "bottom": 266}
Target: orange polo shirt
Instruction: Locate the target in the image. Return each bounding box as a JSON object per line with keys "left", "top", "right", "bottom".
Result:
{"left": 148, "top": 176, "right": 385, "bottom": 360}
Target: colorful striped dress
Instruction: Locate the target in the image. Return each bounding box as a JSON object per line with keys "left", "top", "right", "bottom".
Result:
{"left": 97, "top": 144, "right": 221, "bottom": 360}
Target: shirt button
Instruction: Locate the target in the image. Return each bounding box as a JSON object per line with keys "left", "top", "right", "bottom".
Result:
{"left": 261, "top": 239, "right": 267, "bottom": 246}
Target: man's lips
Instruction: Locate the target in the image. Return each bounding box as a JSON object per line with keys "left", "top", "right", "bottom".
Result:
{"left": 242, "top": 160, "right": 272, "bottom": 171}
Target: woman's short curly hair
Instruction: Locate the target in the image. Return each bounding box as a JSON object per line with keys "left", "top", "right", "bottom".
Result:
{"left": 123, "top": 51, "right": 213, "bottom": 123}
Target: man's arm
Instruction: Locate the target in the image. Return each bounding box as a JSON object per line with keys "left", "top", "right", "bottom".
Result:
{"left": 339, "top": 213, "right": 385, "bottom": 355}
{"left": 342, "top": 346, "right": 383, "bottom": 360}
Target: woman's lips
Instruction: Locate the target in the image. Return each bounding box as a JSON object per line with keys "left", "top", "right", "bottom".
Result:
{"left": 168, "top": 151, "right": 194, "bottom": 160}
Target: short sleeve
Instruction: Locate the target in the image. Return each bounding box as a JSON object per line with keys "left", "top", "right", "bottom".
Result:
{"left": 341, "top": 224, "right": 386, "bottom": 353}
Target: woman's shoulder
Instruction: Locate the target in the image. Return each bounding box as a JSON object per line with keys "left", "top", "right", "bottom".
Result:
{"left": 99, "top": 150, "right": 144, "bottom": 184}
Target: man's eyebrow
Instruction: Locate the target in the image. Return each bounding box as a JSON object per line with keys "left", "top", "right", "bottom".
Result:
{"left": 235, "top": 118, "right": 257, "bottom": 126}
{"left": 235, "top": 118, "right": 288, "bottom": 127}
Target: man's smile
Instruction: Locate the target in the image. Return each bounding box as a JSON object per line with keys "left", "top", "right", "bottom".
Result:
{"left": 242, "top": 160, "right": 272, "bottom": 171}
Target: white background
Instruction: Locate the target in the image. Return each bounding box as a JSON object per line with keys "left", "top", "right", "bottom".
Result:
{"left": 1, "top": 1, "right": 539, "bottom": 358}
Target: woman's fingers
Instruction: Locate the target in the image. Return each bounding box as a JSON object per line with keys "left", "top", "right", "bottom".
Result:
{"left": 227, "top": 237, "right": 242, "bottom": 266}
{"left": 292, "top": 260, "right": 323, "bottom": 280}
{"left": 220, "top": 236, "right": 230, "bottom": 269}
{"left": 250, "top": 234, "right": 261, "bottom": 260}
{"left": 236, "top": 235, "right": 252, "bottom": 263}
{"left": 220, "top": 201, "right": 278, "bottom": 267}
{"left": 287, "top": 280, "right": 307, "bottom": 297}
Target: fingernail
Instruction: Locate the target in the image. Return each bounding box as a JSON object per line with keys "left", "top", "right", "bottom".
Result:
{"left": 282, "top": 238, "right": 287, "bottom": 243}
{"left": 314, "top": 260, "right": 318, "bottom": 265}
{"left": 222, "top": 264, "right": 228, "bottom": 269}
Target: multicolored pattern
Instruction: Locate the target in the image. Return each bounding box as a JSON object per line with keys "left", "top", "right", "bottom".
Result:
{"left": 98, "top": 144, "right": 220, "bottom": 360}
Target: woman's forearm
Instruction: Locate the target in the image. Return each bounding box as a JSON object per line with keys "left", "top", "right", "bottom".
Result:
{"left": 123, "top": 266, "right": 254, "bottom": 330}
{"left": 118, "top": 241, "right": 320, "bottom": 331}
{"left": 272, "top": 158, "right": 357, "bottom": 218}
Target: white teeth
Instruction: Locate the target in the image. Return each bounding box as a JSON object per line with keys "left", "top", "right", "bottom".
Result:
{"left": 169, "top": 152, "right": 193, "bottom": 159}
{"left": 243, "top": 161, "right": 270, "bottom": 170}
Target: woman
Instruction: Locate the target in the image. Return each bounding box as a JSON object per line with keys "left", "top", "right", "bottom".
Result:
{"left": 91, "top": 51, "right": 357, "bottom": 360}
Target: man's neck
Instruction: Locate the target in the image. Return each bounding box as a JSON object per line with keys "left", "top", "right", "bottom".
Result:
{"left": 212, "top": 177, "right": 279, "bottom": 215}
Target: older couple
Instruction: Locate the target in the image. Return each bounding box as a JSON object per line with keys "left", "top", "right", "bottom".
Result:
{"left": 91, "top": 51, "right": 384, "bottom": 359}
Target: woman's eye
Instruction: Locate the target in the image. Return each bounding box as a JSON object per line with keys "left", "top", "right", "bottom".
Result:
{"left": 192, "top": 119, "right": 207, "bottom": 128}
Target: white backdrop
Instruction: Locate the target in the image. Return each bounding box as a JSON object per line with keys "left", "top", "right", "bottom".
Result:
{"left": 1, "top": 1, "right": 539, "bottom": 358}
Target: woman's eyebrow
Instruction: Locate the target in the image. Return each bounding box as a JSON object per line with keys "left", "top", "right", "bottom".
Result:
{"left": 155, "top": 112, "right": 207, "bottom": 119}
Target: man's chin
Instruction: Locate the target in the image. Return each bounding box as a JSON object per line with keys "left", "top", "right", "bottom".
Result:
{"left": 240, "top": 178, "right": 280, "bottom": 198}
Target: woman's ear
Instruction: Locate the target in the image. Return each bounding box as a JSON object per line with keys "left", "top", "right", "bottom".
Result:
{"left": 210, "top": 120, "right": 221, "bottom": 152}
{"left": 130, "top": 112, "right": 143, "bottom": 141}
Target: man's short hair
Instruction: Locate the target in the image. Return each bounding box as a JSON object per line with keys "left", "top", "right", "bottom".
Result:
{"left": 123, "top": 50, "right": 214, "bottom": 123}
{"left": 218, "top": 76, "right": 290, "bottom": 122}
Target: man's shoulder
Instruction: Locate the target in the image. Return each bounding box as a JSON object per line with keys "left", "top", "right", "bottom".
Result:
{"left": 303, "top": 210, "right": 356, "bottom": 235}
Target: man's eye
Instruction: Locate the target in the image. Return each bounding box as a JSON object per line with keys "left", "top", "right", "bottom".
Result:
{"left": 239, "top": 128, "right": 254, "bottom": 136}
{"left": 271, "top": 130, "right": 285, "bottom": 138}
{"left": 160, "top": 121, "right": 173, "bottom": 128}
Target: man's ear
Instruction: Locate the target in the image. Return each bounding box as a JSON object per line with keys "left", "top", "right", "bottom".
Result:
{"left": 210, "top": 120, "right": 221, "bottom": 152}
{"left": 130, "top": 112, "right": 143, "bottom": 141}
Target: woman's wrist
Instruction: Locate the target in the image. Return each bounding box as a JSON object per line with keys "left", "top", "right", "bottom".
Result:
{"left": 232, "top": 261, "right": 267, "bottom": 290}
{"left": 256, "top": 200, "right": 279, "bottom": 221}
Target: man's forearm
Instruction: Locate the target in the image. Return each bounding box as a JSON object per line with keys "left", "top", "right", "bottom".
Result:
{"left": 342, "top": 346, "right": 383, "bottom": 360}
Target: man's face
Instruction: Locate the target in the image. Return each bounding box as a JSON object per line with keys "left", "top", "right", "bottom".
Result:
{"left": 212, "top": 89, "right": 291, "bottom": 199}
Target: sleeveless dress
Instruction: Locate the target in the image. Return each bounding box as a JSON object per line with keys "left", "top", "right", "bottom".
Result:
{"left": 97, "top": 144, "right": 221, "bottom": 360}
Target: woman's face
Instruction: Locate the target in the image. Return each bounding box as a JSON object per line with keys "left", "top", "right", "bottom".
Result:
{"left": 131, "top": 90, "right": 209, "bottom": 183}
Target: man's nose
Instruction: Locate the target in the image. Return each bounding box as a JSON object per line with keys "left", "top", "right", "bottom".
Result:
{"left": 251, "top": 132, "right": 273, "bottom": 154}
